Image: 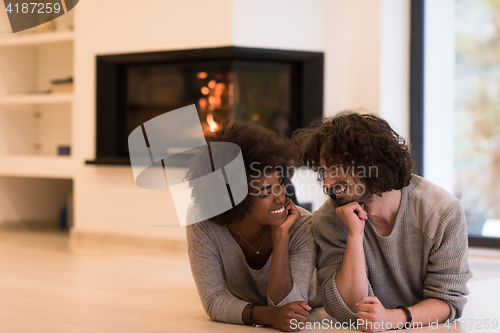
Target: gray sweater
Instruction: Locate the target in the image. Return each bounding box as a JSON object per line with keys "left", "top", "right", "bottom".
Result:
{"left": 186, "top": 207, "right": 320, "bottom": 325}
{"left": 312, "top": 175, "right": 472, "bottom": 323}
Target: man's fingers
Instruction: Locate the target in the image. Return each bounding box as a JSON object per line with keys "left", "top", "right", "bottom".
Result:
{"left": 358, "top": 296, "right": 380, "bottom": 305}
{"left": 353, "top": 203, "right": 368, "bottom": 220}
{"left": 340, "top": 202, "right": 368, "bottom": 220}
{"left": 357, "top": 303, "right": 375, "bottom": 312}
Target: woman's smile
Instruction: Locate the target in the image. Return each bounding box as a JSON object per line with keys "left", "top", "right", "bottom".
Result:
{"left": 269, "top": 206, "right": 286, "bottom": 215}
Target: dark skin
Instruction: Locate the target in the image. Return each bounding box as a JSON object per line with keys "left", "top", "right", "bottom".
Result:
{"left": 230, "top": 221, "right": 272, "bottom": 270}
{"left": 227, "top": 170, "right": 311, "bottom": 332}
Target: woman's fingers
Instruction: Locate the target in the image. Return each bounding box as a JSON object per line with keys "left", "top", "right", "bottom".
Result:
{"left": 290, "top": 303, "right": 309, "bottom": 317}
{"left": 297, "top": 301, "right": 312, "bottom": 311}
{"left": 285, "top": 199, "right": 300, "bottom": 217}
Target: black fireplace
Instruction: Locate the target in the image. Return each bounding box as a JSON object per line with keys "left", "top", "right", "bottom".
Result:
{"left": 86, "top": 46, "right": 323, "bottom": 166}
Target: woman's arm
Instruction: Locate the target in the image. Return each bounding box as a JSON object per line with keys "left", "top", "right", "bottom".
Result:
{"left": 268, "top": 202, "right": 318, "bottom": 312}
{"left": 188, "top": 221, "right": 312, "bottom": 331}
{"left": 268, "top": 199, "right": 301, "bottom": 305}
{"left": 268, "top": 226, "right": 294, "bottom": 304}
{"left": 242, "top": 303, "right": 309, "bottom": 332}
{"left": 187, "top": 223, "right": 250, "bottom": 324}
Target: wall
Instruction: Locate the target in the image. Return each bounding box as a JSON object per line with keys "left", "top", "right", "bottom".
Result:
{"left": 380, "top": 0, "right": 410, "bottom": 139}
{"left": 73, "top": 0, "right": 233, "bottom": 240}
{"left": 73, "top": 0, "right": 410, "bottom": 241}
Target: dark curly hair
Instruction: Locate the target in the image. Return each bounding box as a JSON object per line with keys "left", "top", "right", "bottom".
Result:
{"left": 293, "top": 110, "right": 413, "bottom": 196}
{"left": 185, "top": 121, "right": 298, "bottom": 226}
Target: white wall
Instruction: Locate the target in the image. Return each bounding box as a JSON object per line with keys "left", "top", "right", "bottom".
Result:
{"left": 73, "top": 0, "right": 410, "bottom": 239}
{"left": 380, "top": 0, "right": 410, "bottom": 140}
{"left": 326, "top": 0, "right": 382, "bottom": 117}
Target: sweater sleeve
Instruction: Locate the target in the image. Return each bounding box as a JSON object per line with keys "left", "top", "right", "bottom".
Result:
{"left": 186, "top": 223, "right": 249, "bottom": 324}
{"left": 312, "top": 202, "right": 374, "bottom": 323}
{"left": 267, "top": 216, "right": 317, "bottom": 307}
{"left": 423, "top": 201, "right": 472, "bottom": 321}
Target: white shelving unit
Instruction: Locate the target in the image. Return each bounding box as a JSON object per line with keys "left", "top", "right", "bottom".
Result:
{"left": 0, "top": 11, "right": 74, "bottom": 171}
{"left": 0, "top": 12, "right": 75, "bottom": 228}
{"left": 0, "top": 155, "right": 75, "bottom": 179}
{"left": 0, "top": 30, "right": 74, "bottom": 48}
{"left": 0, "top": 93, "right": 73, "bottom": 106}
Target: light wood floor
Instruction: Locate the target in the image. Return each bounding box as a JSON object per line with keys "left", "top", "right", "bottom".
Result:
{"left": 0, "top": 230, "right": 499, "bottom": 333}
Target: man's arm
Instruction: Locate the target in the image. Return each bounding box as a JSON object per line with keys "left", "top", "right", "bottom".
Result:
{"left": 422, "top": 200, "right": 472, "bottom": 321}
{"left": 312, "top": 200, "right": 373, "bottom": 323}
{"left": 335, "top": 202, "right": 369, "bottom": 312}
{"left": 357, "top": 297, "right": 450, "bottom": 332}
{"left": 408, "top": 298, "right": 450, "bottom": 325}
{"left": 356, "top": 200, "right": 472, "bottom": 332}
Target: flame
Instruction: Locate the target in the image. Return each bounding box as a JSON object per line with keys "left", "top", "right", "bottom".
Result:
{"left": 201, "top": 87, "right": 210, "bottom": 95}
{"left": 197, "top": 72, "right": 208, "bottom": 79}
{"left": 199, "top": 97, "right": 207, "bottom": 110}
{"left": 206, "top": 114, "right": 218, "bottom": 132}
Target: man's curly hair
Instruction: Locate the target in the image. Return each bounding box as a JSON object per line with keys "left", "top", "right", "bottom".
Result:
{"left": 185, "top": 121, "right": 298, "bottom": 226}
{"left": 293, "top": 110, "right": 413, "bottom": 196}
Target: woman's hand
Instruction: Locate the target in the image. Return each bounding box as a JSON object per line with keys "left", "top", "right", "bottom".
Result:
{"left": 273, "top": 198, "right": 301, "bottom": 235}
{"left": 271, "top": 301, "right": 311, "bottom": 332}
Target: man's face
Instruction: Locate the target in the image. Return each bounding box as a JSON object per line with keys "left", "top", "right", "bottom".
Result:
{"left": 319, "top": 156, "right": 373, "bottom": 206}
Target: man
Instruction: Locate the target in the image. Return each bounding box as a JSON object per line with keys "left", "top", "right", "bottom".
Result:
{"left": 294, "top": 112, "right": 472, "bottom": 332}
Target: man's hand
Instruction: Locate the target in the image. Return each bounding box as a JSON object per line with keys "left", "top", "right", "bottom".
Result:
{"left": 271, "top": 301, "right": 311, "bottom": 332}
{"left": 335, "top": 202, "right": 367, "bottom": 236}
{"left": 356, "top": 296, "right": 406, "bottom": 332}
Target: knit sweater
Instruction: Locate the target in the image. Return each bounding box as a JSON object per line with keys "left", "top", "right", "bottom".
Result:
{"left": 186, "top": 206, "right": 321, "bottom": 325}
{"left": 312, "top": 175, "right": 472, "bottom": 323}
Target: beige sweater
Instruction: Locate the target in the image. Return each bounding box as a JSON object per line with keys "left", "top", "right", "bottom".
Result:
{"left": 312, "top": 175, "right": 472, "bottom": 323}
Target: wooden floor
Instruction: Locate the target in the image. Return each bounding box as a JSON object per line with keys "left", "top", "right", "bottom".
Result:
{"left": 0, "top": 230, "right": 499, "bottom": 333}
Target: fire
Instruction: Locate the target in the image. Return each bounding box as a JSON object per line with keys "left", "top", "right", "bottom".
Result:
{"left": 197, "top": 72, "right": 208, "bottom": 79}
{"left": 201, "top": 86, "right": 210, "bottom": 95}
{"left": 206, "top": 114, "right": 218, "bottom": 132}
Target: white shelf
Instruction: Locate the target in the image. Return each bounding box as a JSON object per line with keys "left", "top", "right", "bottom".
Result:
{"left": 0, "top": 155, "right": 75, "bottom": 178}
{"left": 0, "top": 93, "right": 73, "bottom": 106}
{"left": 0, "top": 31, "right": 74, "bottom": 48}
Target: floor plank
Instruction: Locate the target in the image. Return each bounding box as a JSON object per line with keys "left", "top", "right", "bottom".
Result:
{"left": 0, "top": 230, "right": 499, "bottom": 332}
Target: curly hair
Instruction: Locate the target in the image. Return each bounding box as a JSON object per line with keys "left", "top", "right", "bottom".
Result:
{"left": 185, "top": 121, "right": 298, "bottom": 226}
{"left": 293, "top": 110, "right": 413, "bottom": 196}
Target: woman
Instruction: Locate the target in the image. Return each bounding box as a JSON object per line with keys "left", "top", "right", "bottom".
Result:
{"left": 185, "top": 121, "right": 320, "bottom": 332}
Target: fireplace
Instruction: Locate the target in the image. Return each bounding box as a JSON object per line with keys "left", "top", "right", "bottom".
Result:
{"left": 86, "top": 46, "right": 323, "bottom": 166}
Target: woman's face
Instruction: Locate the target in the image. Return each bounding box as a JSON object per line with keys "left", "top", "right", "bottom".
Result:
{"left": 244, "top": 170, "right": 288, "bottom": 226}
